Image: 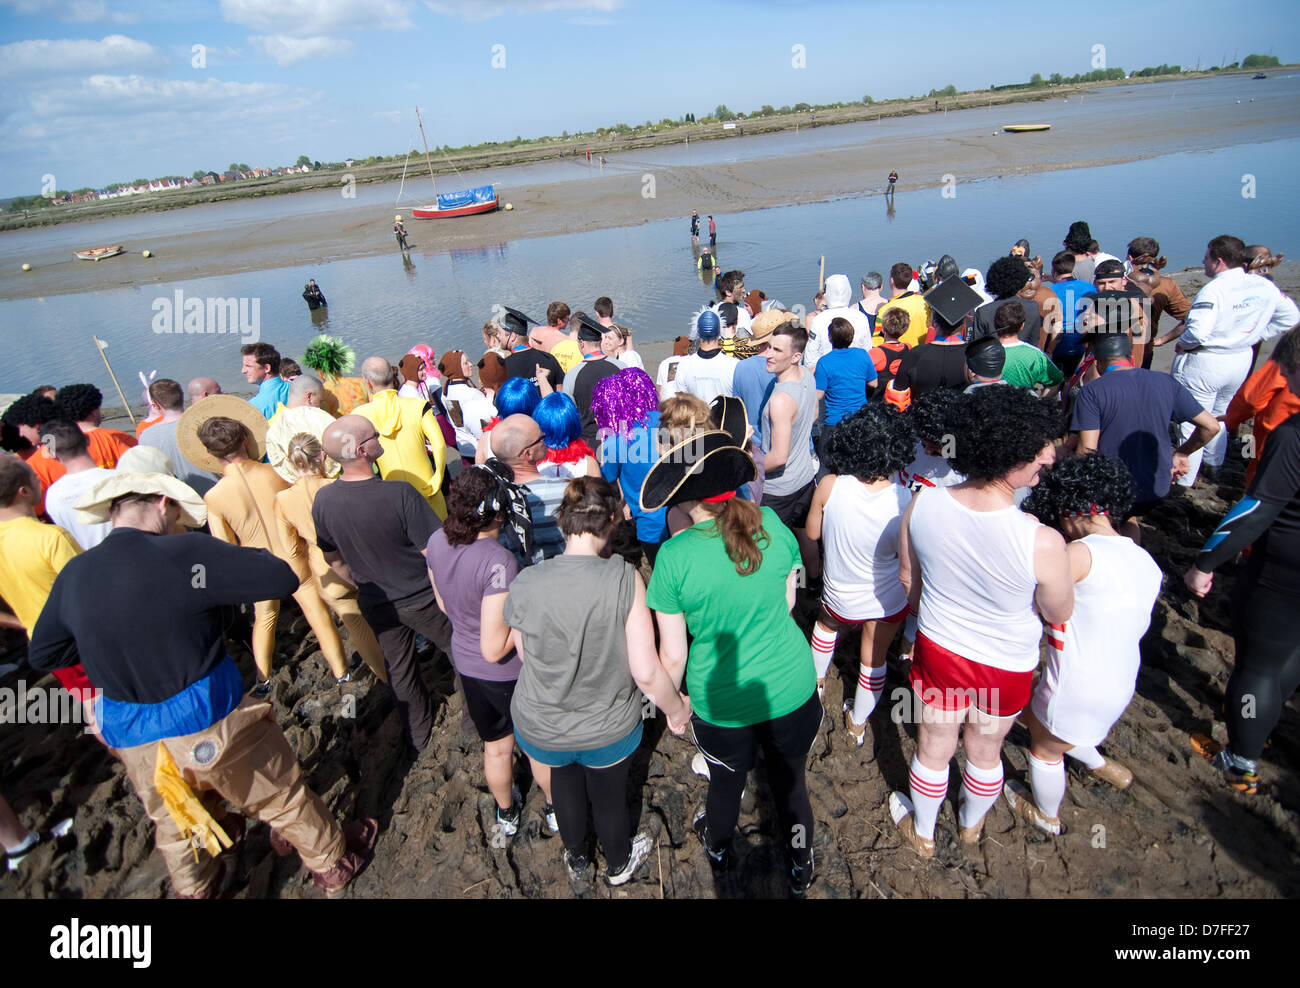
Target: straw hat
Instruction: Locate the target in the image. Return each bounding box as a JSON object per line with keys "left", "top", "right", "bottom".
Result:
{"left": 176, "top": 394, "right": 269, "bottom": 475}
{"left": 116, "top": 444, "right": 175, "bottom": 476}
{"left": 74, "top": 472, "right": 207, "bottom": 529}
{"left": 640, "top": 430, "right": 756, "bottom": 512}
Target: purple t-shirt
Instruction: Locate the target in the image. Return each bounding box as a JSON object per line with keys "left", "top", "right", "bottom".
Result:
{"left": 1070, "top": 367, "right": 1204, "bottom": 504}
{"left": 426, "top": 529, "right": 522, "bottom": 682}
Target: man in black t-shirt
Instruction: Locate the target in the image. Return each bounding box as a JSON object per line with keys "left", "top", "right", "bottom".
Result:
{"left": 563, "top": 313, "right": 622, "bottom": 444}
{"left": 500, "top": 305, "right": 563, "bottom": 396}
{"left": 886, "top": 309, "right": 969, "bottom": 407}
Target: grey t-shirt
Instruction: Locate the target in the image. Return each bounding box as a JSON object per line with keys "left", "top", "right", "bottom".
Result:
{"left": 141, "top": 419, "right": 219, "bottom": 495}
{"left": 426, "top": 529, "right": 522, "bottom": 682}
{"left": 503, "top": 553, "right": 640, "bottom": 751}
{"left": 761, "top": 367, "right": 819, "bottom": 497}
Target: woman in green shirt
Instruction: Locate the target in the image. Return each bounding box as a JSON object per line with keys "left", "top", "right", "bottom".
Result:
{"left": 643, "top": 430, "right": 821, "bottom": 897}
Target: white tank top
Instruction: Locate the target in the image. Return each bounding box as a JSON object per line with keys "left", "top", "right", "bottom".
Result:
{"left": 1042, "top": 534, "right": 1162, "bottom": 701}
{"left": 822, "top": 477, "right": 911, "bottom": 620}
{"left": 910, "top": 486, "right": 1043, "bottom": 672}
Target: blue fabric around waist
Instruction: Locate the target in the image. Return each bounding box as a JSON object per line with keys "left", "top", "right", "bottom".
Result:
{"left": 97, "top": 657, "right": 244, "bottom": 750}
{"left": 515, "top": 721, "right": 643, "bottom": 768}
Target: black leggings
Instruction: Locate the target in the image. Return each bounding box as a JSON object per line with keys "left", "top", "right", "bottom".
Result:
{"left": 691, "top": 691, "right": 821, "bottom": 865}
{"left": 1228, "top": 580, "right": 1300, "bottom": 760}
{"left": 549, "top": 756, "right": 633, "bottom": 870}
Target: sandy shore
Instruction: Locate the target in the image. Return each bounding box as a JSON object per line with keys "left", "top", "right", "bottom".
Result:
{"left": 3, "top": 78, "right": 1290, "bottom": 304}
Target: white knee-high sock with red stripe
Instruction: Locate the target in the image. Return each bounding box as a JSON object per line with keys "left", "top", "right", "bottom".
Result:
{"left": 850, "top": 664, "right": 888, "bottom": 725}
{"left": 1067, "top": 745, "right": 1105, "bottom": 770}
{"left": 811, "top": 622, "right": 837, "bottom": 681}
{"left": 958, "top": 761, "right": 1004, "bottom": 830}
{"left": 908, "top": 756, "right": 948, "bottom": 841}
{"left": 1028, "top": 752, "right": 1066, "bottom": 819}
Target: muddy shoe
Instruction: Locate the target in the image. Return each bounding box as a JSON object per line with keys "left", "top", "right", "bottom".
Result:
{"left": 1090, "top": 758, "right": 1134, "bottom": 790}
{"left": 887, "top": 792, "right": 935, "bottom": 859}
{"left": 312, "top": 817, "right": 379, "bottom": 898}
{"left": 1003, "top": 779, "right": 1061, "bottom": 836}
{"left": 693, "top": 810, "right": 732, "bottom": 871}
{"left": 495, "top": 788, "right": 523, "bottom": 839}
{"left": 251, "top": 678, "right": 272, "bottom": 698}
{"left": 843, "top": 703, "right": 867, "bottom": 747}
{"left": 563, "top": 848, "right": 591, "bottom": 884}
{"left": 542, "top": 803, "right": 560, "bottom": 836}
{"left": 1207, "top": 749, "right": 1260, "bottom": 796}
{"left": 691, "top": 752, "right": 711, "bottom": 780}
{"left": 789, "top": 852, "right": 815, "bottom": 898}
{"left": 605, "top": 832, "right": 653, "bottom": 887}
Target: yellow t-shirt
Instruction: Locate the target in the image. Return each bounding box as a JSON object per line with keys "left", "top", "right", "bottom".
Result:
{"left": 551, "top": 340, "right": 583, "bottom": 375}
{"left": 0, "top": 516, "right": 81, "bottom": 634}
{"left": 875, "top": 292, "right": 931, "bottom": 348}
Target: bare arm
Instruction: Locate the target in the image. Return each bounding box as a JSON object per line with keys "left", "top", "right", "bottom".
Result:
{"left": 764, "top": 391, "right": 796, "bottom": 474}
{"left": 1033, "top": 525, "right": 1074, "bottom": 625}
{"left": 1075, "top": 428, "right": 1100, "bottom": 455}
{"left": 1172, "top": 409, "right": 1222, "bottom": 478}
{"left": 804, "top": 474, "right": 834, "bottom": 542}
{"left": 478, "top": 593, "right": 514, "bottom": 663}
{"left": 653, "top": 609, "right": 689, "bottom": 691}
{"left": 625, "top": 575, "right": 690, "bottom": 732}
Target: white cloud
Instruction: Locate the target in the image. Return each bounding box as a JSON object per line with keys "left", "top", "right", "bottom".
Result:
{"left": 372, "top": 109, "right": 403, "bottom": 122}
{"left": 425, "top": 0, "right": 620, "bottom": 20}
{"left": 0, "top": 0, "right": 139, "bottom": 24}
{"left": 220, "top": 0, "right": 413, "bottom": 35}
{"left": 249, "top": 34, "right": 354, "bottom": 65}
{"left": 28, "top": 73, "right": 314, "bottom": 118}
{"left": 0, "top": 34, "right": 165, "bottom": 79}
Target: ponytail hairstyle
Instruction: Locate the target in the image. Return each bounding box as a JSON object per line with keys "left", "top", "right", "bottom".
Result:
{"left": 699, "top": 496, "right": 767, "bottom": 576}
{"left": 286, "top": 431, "right": 327, "bottom": 478}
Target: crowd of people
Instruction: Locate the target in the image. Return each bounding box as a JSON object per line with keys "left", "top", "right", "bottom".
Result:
{"left": 0, "top": 222, "right": 1296, "bottom": 898}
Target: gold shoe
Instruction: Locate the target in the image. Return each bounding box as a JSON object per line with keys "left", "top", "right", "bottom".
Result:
{"left": 1090, "top": 758, "right": 1133, "bottom": 790}
{"left": 1003, "top": 779, "right": 1061, "bottom": 835}
{"left": 843, "top": 703, "right": 867, "bottom": 747}
{"left": 888, "top": 793, "right": 935, "bottom": 859}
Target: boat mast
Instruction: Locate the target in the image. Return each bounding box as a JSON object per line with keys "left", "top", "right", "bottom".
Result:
{"left": 415, "top": 106, "right": 438, "bottom": 198}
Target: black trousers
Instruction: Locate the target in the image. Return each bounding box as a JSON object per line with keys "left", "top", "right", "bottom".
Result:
{"left": 691, "top": 691, "right": 821, "bottom": 865}
{"left": 361, "top": 591, "right": 452, "bottom": 750}
{"left": 1228, "top": 579, "right": 1300, "bottom": 760}
{"left": 549, "top": 757, "right": 634, "bottom": 870}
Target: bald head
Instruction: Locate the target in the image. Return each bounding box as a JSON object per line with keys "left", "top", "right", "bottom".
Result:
{"left": 491, "top": 414, "right": 543, "bottom": 468}
{"left": 288, "top": 373, "right": 324, "bottom": 407}
{"left": 361, "top": 356, "right": 395, "bottom": 391}
{"left": 323, "top": 415, "right": 377, "bottom": 464}
{"left": 187, "top": 377, "right": 221, "bottom": 404}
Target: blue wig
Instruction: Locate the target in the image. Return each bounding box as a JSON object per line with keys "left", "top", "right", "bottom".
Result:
{"left": 533, "top": 392, "right": 582, "bottom": 450}
{"left": 495, "top": 377, "right": 541, "bottom": 418}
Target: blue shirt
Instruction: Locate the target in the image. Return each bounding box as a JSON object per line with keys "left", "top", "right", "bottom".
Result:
{"left": 249, "top": 377, "right": 290, "bottom": 420}
{"left": 601, "top": 411, "right": 668, "bottom": 542}
{"left": 813, "top": 348, "right": 877, "bottom": 425}
{"left": 732, "top": 354, "right": 776, "bottom": 431}
{"left": 1050, "top": 279, "right": 1094, "bottom": 356}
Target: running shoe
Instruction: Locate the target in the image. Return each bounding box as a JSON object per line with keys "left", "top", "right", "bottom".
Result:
{"left": 542, "top": 803, "right": 560, "bottom": 836}
{"left": 335, "top": 654, "right": 365, "bottom": 684}
{"left": 843, "top": 702, "right": 867, "bottom": 747}
{"left": 605, "top": 832, "right": 653, "bottom": 887}
{"left": 563, "top": 848, "right": 591, "bottom": 883}
{"left": 887, "top": 792, "right": 935, "bottom": 859}
{"left": 691, "top": 752, "right": 711, "bottom": 780}
{"left": 496, "top": 788, "right": 523, "bottom": 838}
{"left": 251, "top": 678, "right": 272, "bottom": 698}
{"left": 4, "top": 817, "right": 74, "bottom": 872}
{"left": 1003, "top": 779, "right": 1062, "bottom": 836}
{"left": 789, "top": 851, "right": 815, "bottom": 898}
{"left": 1191, "top": 734, "right": 1260, "bottom": 795}
{"left": 1089, "top": 758, "right": 1133, "bottom": 790}
{"left": 692, "top": 810, "right": 731, "bottom": 871}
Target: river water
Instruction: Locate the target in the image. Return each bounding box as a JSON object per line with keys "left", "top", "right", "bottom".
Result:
{"left": 2, "top": 74, "right": 1297, "bottom": 396}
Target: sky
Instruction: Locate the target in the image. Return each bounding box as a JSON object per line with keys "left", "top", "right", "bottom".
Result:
{"left": 1, "top": 0, "right": 1297, "bottom": 196}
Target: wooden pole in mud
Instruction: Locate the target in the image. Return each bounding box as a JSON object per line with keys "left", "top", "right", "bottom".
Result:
{"left": 92, "top": 336, "right": 135, "bottom": 425}
{"left": 818, "top": 255, "right": 825, "bottom": 293}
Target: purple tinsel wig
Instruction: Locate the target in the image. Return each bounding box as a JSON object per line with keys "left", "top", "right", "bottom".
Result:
{"left": 592, "top": 367, "right": 658, "bottom": 439}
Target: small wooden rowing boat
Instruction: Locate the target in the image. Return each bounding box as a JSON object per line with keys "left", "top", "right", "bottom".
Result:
{"left": 1003, "top": 124, "right": 1051, "bottom": 133}
{"left": 74, "top": 244, "right": 125, "bottom": 261}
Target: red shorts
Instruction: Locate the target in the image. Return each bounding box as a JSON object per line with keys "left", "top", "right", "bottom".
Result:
{"left": 52, "top": 664, "right": 97, "bottom": 703}
{"left": 823, "top": 602, "right": 910, "bottom": 628}
{"left": 907, "top": 632, "right": 1031, "bottom": 717}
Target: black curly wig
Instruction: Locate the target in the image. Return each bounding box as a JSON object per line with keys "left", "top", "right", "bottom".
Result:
{"left": 1, "top": 394, "right": 57, "bottom": 428}
{"left": 52, "top": 383, "right": 103, "bottom": 423}
{"left": 823, "top": 402, "right": 916, "bottom": 482}
{"left": 948, "top": 386, "right": 1063, "bottom": 482}
{"left": 985, "top": 255, "right": 1032, "bottom": 299}
{"left": 908, "top": 386, "right": 961, "bottom": 451}
{"left": 1021, "top": 451, "right": 1134, "bottom": 525}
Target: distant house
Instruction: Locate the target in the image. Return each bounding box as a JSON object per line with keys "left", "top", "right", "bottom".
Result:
{"left": 221, "top": 171, "right": 239, "bottom": 182}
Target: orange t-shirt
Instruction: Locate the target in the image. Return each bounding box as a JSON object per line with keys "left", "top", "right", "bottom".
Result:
{"left": 22, "top": 446, "right": 66, "bottom": 518}
{"left": 1226, "top": 361, "right": 1300, "bottom": 488}
{"left": 135, "top": 414, "right": 162, "bottom": 437}
{"left": 85, "top": 427, "right": 137, "bottom": 469}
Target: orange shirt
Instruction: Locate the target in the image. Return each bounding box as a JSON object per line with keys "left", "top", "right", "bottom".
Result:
{"left": 1226, "top": 360, "right": 1300, "bottom": 488}
{"left": 84, "top": 427, "right": 136, "bottom": 469}
{"left": 22, "top": 446, "right": 66, "bottom": 518}
{"left": 135, "top": 414, "right": 162, "bottom": 437}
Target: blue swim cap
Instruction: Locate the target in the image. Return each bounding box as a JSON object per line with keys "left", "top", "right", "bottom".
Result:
{"left": 696, "top": 308, "right": 721, "bottom": 339}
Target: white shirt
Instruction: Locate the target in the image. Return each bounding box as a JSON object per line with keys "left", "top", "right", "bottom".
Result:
{"left": 443, "top": 381, "right": 497, "bottom": 457}
{"left": 45, "top": 467, "right": 114, "bottom": 550}
{"left": 1182, "top": 267, "right": 1300, "bottom": 352}
{"left": 806, "top": 305, "right": 872, "bottom": 369}
{"left": 712, "top": 301, "right": 753, "bottom": 335}
{"left": 618, "top": 349, "right": 645, "bottom": 372}
{"left": 656, "top": 355, "right": 687, "bottom": 397}
{"left": 674, "top": 350, "right": 739, "bottom": 404}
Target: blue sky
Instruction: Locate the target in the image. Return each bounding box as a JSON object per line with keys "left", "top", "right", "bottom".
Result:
{"left": 1, "top": 0, "right": 1296, "bottom": 196}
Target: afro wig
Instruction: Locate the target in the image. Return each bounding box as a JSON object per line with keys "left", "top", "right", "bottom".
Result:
{"left": 52, "top": 383, "right": 103, "bottom": 423}
{"left": 907, "top": 386, "right": 962, "bottom": 451}
{"left": 1021, "top": 451, "right": 1134, "bottom": 526}
{"left": 1, "top": 393, "right": 57, "bottom": 428}
{"left": 823, "top": 402, "right": 916, "bottom": 482}
{"left": 948, "top": 386, "right": 1063, "bottom": 482}
{"left": 495, "top": 377, "right": 541, "bottom": 418}
{"left": 984, "top": 256, "right": 1032, "bottom": 299}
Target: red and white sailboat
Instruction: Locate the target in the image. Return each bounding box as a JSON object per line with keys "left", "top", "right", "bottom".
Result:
{"left": 408, "top": 107, "right": 498, "bottom": 220}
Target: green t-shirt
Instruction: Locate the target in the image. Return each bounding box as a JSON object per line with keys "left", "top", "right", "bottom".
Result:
{"left": 1001, "top": 342, "right": 1064, "bottom": 390}
{"left": 646, "top": 506, "right": 815, "bottom": 727}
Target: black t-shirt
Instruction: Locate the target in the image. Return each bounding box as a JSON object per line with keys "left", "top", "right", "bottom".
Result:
{"left": 868, "top": 341, "right": 909, "bottom": 398}
{"left": 1244, "top": 411, "right": 1300, "bottom": 594}
{"left": 504, "top": 347, "right": 565, "bottom": 391}
{"left": 892, "top": 342, "right": 967, "bottom": 396}
{"left": 313, "top": 475, "right": 442, "bottom": 607}
{"left": 972, "top": 297, "right": 1042, "bottom": 344}
{"left": 570, "top": 357, "right": 621, "bottom": 445}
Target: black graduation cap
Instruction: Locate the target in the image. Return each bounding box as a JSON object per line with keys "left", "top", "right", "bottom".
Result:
{"left": 574, "top": 312, "right": 606, "bottom": 343}
{"left": 964, "top": 335, "right": 1006, "bottom": 377}
{"left": 924, "top": 276, "right": 983, "bottom": 330}
{"left": 501, "top": 306, "right": 537, "bottom": 337}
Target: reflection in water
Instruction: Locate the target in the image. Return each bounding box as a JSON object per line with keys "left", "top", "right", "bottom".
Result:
{"left": 402, "top": 254, "right": 416, "bottom": 283}
{"left": 309, "top": 307, "right": 329, "bottom": 331}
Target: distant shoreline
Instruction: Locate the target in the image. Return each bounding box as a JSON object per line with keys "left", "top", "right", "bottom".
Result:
{"left": 2, "top": 67, "right": 1283, "bottom": 235}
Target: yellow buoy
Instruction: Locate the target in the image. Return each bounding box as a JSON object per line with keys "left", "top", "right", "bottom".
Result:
{"left": 504, "top": 202, "right": 513, "bottom": 211}
{"left": 142, "top": 249, "right": 152, "bottom": 258}
{"left": 21, "top": 263, "right": 32, "bottom": 271}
